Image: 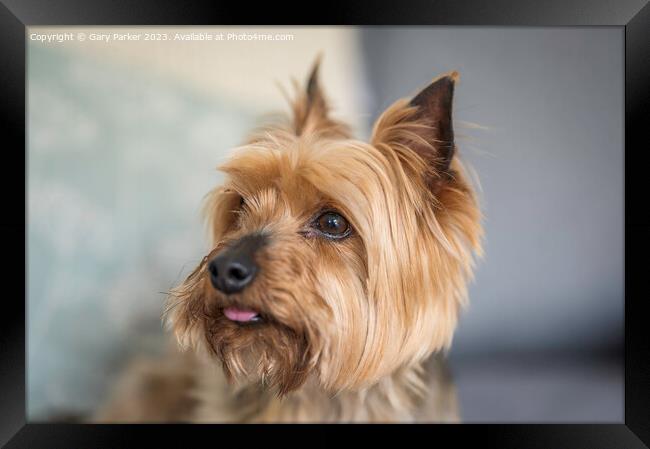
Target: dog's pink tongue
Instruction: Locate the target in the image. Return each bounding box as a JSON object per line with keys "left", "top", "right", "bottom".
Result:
{"left": 223, "top": 306, "right": 259, "bottom": 322}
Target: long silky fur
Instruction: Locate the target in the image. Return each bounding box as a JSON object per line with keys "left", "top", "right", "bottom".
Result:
{"left": 160, "top": 62, "right": 483, "bottom": 422}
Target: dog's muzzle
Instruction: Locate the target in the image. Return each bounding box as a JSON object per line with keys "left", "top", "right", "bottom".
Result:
{"left": 208, "top": 233, "right": 268, "bottom": 294}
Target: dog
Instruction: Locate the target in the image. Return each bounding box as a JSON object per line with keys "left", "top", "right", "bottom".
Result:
{"left": 95, "top": 59, "right": 483, "bottom": 423}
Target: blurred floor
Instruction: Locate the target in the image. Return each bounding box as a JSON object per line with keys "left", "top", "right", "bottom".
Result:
{"left": 450, "top": 351, "right": 623, "bottom": 423}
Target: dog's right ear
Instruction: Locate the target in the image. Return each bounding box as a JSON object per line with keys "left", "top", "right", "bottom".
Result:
{"left": 291, "top": 55, "right": 349, "bottom": 138}
{"left": 371, "top": 72, "right": 459, "bottom": 189}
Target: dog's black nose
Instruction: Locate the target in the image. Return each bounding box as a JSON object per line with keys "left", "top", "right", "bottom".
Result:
{"left": 208, "top": 233, "right": 267, "bottom": 294}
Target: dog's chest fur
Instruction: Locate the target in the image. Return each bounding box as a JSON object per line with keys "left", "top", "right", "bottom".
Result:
{"left": 96, "top": 350, "right": 459, "bottom": 423}
{"left": 191, "top": 352, "right": 459, "bottom": 423}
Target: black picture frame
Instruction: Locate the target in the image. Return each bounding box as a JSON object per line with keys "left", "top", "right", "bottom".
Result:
{"left": 2, "top": 0, "right": 648, "bottom": 447}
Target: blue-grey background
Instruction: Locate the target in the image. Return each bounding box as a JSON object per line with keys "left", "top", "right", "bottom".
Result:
{"left": 28, "top": 27, "right": 623, "bottom": 422}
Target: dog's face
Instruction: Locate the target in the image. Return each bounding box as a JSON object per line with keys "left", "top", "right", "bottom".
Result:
{"left": 167, "top": 62, "right": 482, "bottom": 395}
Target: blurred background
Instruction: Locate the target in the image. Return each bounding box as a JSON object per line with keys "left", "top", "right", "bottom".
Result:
{"left": 27, "top": 26, "right": 623, "bottom": 422}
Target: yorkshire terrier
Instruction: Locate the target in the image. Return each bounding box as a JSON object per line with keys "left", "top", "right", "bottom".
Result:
{"left": 96, "top": 59, "right": 483, "bottom": 423}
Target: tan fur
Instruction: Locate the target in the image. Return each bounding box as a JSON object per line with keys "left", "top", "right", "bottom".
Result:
{"left": 94, "top": 349, "right": 198, "bottom": 423}
{"left": 94, "top": 347, "right": 458, "bottom": 423}
{"left": 96, "top": 59, "right": 482, "bottom": 423}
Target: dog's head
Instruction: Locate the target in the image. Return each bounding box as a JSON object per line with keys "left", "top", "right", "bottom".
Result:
{"left": 166, "top": 60, "right": 482, "bottom": 395}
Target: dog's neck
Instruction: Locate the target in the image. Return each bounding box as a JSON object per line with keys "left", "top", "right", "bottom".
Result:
{"left": 192, "top": 354, "right": 459, "bottom": 423}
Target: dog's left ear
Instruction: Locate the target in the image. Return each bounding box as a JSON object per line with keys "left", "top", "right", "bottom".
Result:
{"left": 372, "top": 71, "right": 458, "bottom": 181}
{"left": 291, "top": 56, "right": 349, "bottom": 138}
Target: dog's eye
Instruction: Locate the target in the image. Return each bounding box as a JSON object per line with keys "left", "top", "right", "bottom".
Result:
{"left": 239, "top": 196, "right": 246, "bottom": 207}
{"left": 315, "top": 211, "right": 350, "bottom": 238}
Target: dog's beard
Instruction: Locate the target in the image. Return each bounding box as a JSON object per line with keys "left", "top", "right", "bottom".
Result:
{"left": 168, "top": 251, "right": 327, "bottom": 396}
{"left": 201, "top": 301, "right": 314, "bottom": 395}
